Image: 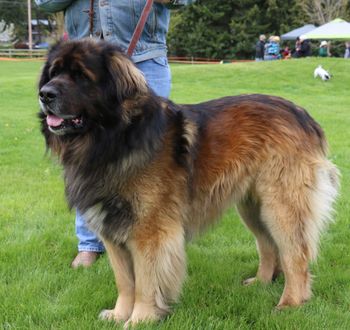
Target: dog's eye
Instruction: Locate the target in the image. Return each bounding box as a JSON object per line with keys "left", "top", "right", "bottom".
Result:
{"left": 73, "top": 70, "right": 88, "bottom": 82}
{"left": 49, "top": 68, "right": 58, "bottom": 79}
{"left": 74, "top": 65, "right": 96, "bottom": 82}
{"left": 77, "top": 72, "right": 87, "bottom": 80}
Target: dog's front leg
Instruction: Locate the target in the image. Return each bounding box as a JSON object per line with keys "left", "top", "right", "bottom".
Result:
{"left": 125, "top": 220, "right": 186, "bottom": 327}
{"left": 99, "top": 240, "right": 135, "bottom": 323}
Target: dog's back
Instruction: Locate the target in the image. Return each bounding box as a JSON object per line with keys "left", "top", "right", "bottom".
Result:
{"left": 177, "top": 94, "right": 335, "bottom": 232}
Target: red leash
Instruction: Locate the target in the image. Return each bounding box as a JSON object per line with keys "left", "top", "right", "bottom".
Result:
{"left": 127, "top": 0, "right": 154, "bottom": 57}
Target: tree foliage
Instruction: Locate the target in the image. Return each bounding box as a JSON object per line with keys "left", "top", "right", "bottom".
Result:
{"left": 0, "top": 0, "right": 48, "bottom": 41}
{"left": 167, "top": 0, "right": 336, "bottom": 59}
{"left": 301, "top": 0, "right": 350, "bottom": 25}
{"left": 0, "top": 0, "right": 27, "bottom": 37}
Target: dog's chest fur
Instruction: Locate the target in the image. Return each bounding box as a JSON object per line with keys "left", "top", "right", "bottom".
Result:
{"left": 64, "top": 165, "right": 136, "bottom": 244}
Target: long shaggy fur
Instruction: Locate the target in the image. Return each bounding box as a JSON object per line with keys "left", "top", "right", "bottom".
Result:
{"left": 38, "top": 39, "right": 340, "bottom": 325}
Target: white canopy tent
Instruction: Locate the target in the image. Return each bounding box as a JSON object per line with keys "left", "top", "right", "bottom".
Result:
{"left": 303, "top": 18, "right": 350, "bottom": 40}
{"left": 281, "top": 24, "right": 316, "bottom": 40}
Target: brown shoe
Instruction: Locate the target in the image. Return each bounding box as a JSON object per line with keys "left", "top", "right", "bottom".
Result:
{"left": 71, "top": 251, "right": 101, "bottom": 269}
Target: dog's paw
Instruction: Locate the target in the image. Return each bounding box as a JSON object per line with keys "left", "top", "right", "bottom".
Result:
{"left": 242, "top": 277, "right": 258, "bottom": 286}
{"left": 123, "top": 316, "right": 157, "bottom": 329}
{"left": 99, "top": 309, "right": 115, "bottom": 321}
{"left": 123, "top": 305, "right": 162, "bottom": 328}
{"left": 276, "top": 295, "right": 304, "bottom": 309}
{"left": 99, "top": 309, "right": 129, "bottom": 323}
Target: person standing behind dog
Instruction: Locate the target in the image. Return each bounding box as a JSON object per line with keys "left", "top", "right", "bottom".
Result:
{"left": 35, "top": 0, "right": 195, "bottom": 268}
{"left": 255, "top": 34, "right": 266, "bottom": 61}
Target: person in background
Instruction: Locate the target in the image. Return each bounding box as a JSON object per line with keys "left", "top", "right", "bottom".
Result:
{"left": 319, "top": 40, "right": 331, "bottom": 57}
{"left": 264, "top": 36, "right": 281, "bottom": 60}
{"left": 298, "top": 35, "right": 311, "bottom": 57}
{"left": 344, "top": 41, "right": 350, "bottom": 59}
{"left": 255, "top": 34, "right": 266, "bottom": 61}
{"left": 282, "top": 46, "right": 291, "bottom": 59}
{"left": 292, "top": 36, "right": 301, "bottom": 58}
{"left": 35, "top": 0, "right": 195, "bottom": 268}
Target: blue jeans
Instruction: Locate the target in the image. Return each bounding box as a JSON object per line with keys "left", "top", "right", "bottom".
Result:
{"left": 76, "top": 56, "right": 171, "bottom": 252}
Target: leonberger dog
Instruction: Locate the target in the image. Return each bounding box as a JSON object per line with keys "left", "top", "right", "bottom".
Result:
{"left": 38, "top": 39, "right": 339, "bottom": 326}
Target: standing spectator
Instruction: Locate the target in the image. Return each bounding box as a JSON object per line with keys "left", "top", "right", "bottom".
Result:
{"left": 319, "top": 41, "right": 328, "bottom": 57}
{"left": 35, "top": 0, "right": 195, "bottom": 268}
{"left": 292, "top": 36, "right": 301, "bottom": 58}
{"left": 255, "top": 34, "right": 266, "bottom": 61}
{"left": 298, "top": 35, "right": 311, "bottom": 57}
{"left": 264, "top": 36, "right": 281, "bottom": 61}
{"left": 344, "top": 41, "right": 350, "bottom": 59}
{"left": 319, "top": 40, "right": 332, "bottom": 57}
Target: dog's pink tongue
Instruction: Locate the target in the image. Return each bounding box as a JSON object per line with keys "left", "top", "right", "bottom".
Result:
{"left": 46, "top": 114, "right": 64, "bottom": 127}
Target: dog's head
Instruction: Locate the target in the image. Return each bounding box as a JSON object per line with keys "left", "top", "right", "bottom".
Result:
{"left": 38, "top": 39, "right": 148, "bottom": 136}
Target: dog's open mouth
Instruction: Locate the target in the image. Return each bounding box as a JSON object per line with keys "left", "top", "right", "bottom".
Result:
{"left": 46, "top": 113, "right": 84, "bottom": 135}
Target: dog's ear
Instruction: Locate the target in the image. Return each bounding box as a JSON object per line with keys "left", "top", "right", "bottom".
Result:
{"left": 107, "top": 54, "right": 148, "bottom": 102}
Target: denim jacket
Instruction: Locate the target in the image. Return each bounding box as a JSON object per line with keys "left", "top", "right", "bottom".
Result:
{"left": 35, "top": 0, "right": 194, "bottom": 62}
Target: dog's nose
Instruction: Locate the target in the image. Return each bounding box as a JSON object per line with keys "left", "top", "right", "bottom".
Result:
{"left": 39, "top": 85, "right": 58, "bottom": 104}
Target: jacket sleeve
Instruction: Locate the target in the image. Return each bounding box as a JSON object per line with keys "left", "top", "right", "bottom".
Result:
{"left": 34, "top": 0, "right": 75, "bottom": 13}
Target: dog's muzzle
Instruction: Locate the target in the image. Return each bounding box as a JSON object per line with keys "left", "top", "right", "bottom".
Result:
{"left": 39, "top": 85, "right": 85, "bottom": 136}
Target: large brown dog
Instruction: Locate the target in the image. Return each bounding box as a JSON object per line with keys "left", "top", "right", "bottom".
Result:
{"left": 38, "top": 39, "right": 339, "bottom": 326}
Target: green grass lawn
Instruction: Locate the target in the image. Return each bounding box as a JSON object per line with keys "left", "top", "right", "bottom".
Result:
{"left": 1, "top": 57, "right": 350, "bottom": 329}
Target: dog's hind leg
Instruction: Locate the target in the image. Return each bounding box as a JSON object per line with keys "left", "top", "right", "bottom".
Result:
{"left": 125, "top": 220, "right": 186, "bottom": 326}
{"left": 258, "top": 160, "right": 339, "bottom": 307}
{"left": 237, "top": 197, "right": 280, "bottom": 285}
{"left": 99, "top": 240, "right": 135, "bottom": 322}
{"left": 261, "top": 206, "right": 312, "bottom": 308}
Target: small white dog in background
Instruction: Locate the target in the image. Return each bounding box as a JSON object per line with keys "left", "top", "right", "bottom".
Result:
{"left": 314, "top": 65, "right": 331, "bottom": 81}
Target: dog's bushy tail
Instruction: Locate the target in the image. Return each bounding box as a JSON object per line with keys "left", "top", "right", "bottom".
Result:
{"left": 306, "top": 160, "right": 340, "bottom": 261}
